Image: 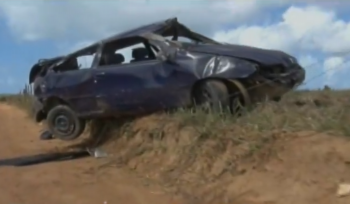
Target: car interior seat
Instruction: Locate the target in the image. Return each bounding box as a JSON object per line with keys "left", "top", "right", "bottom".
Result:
{"left": 130, "top": 47, "right": 149, "bottom": 62}
{"left": 109, "top": 53, "right": 125, "bottom": 65}
{"left": 102, "top": 53, "right": 125, "bottom": 65}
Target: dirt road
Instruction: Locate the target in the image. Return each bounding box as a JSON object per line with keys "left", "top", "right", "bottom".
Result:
{"left": 0, "top": 104, "right": 183, "bottom": 204}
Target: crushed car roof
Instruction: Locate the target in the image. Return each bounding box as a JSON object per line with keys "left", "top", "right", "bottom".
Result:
{"left": 74, "top": 18, "right": 179, "bottom": 53}
{"left": 29, "top": 18, "right": 177, "bottom": 83}
{"left": 103, "top": 18, "right": 173, "bottom": 42}
{"left": 29, "top": 17, "right": 218, "bottom": 83}
{"left": 73, "top": 17, "right": 217, "bottom": 55}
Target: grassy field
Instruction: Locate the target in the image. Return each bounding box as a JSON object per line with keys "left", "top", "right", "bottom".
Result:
{"left": 1, "top": 84, "right": 350, "bottom": 203}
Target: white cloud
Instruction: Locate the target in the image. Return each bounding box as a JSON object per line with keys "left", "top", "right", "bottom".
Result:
{"left": 211, "top": 5, "right": 350, "bottom": 88}
{"left": 0, "top": 0, "right": 274, "bottom": 42}
{"left": 299, "top": 55, "right": 318, "bottom": 68}
{"left": 2, "top": 1, "right": 350, "bottom": 55}
{"left": 324, "top": 57, "right": 344, "bottom": 74}
{"left": 213, "top": 6, "right": 350, "bottom": 54}
{"left": 1, "top": 1, "right": 350, "bottom": 89}
{"left": 322, "top": 56, "right": 350, "bottom": 88}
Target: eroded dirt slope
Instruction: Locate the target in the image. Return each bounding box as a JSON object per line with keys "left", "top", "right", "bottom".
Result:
{"left": 0, "top": 104, "right": 183, "bottom": 204}
{"left": 2, "top": 102, "right": 350, "bottom": 204}
{"left": 101, "top": 115, "right": 350, "bottom": 204}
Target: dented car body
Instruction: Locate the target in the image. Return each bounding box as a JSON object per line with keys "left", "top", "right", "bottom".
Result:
{"left": 29, "top": 18, "right": 305, "bottom": 140}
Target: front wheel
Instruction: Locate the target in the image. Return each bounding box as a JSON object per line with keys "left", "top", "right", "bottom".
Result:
{"left": 192, "top": 79, "right": 230, "bottom": 113}
{"left": 227, "top": 79, "right": 251, "bottom": 114}
{"left": 46, "top": 105, "right": 86, "bottom": 141}
{"left": 272, "top": 96, "right": 282, "bottom": 102}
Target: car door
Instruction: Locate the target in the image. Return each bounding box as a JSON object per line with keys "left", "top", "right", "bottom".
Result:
{"left": 92, "top": 58, "right": 194, "bottom": 115}
{"left": 44, "top": 68, "right": 98, "bottom": 116}
{"left": 143, "top": 33, "right": 198, "bottom": 109}
{"left": 92, "top": 60, "right": 164, "bottom": 114}
{"left": 150, "top": 62, "right": 195, "bottom": 110}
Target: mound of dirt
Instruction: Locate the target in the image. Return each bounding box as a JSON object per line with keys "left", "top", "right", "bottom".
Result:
{"left": 96, "top": 114, "right": 350, "bottom": 204}
{"left": 0, "top": 104, "right": 184, "bottom": 204}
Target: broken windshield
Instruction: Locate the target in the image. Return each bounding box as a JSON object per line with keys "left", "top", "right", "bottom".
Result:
{"left": 165, "top": 36, "right": 206, "bottom": 45}
{"left": 165, "top": 32, "right": 221, "bottom": 45}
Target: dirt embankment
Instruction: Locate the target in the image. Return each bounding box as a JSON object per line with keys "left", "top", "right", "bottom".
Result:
{"left": 0, "top": 104, "right": 183, "bottom": 204}
{"left": 95, "top": 114, "right": 350, "bottom": 204}
{"left": 2, "top": 91, "right": 350, "bottom": 204}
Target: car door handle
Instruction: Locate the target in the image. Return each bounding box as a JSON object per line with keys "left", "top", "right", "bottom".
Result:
{"left": 95, "top": 72, "right": 106, "bottom": 76}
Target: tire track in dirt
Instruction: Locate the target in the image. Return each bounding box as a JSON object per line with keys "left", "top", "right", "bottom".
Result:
{"left": 0, "top": 103, "right": 183, "bottom": 204}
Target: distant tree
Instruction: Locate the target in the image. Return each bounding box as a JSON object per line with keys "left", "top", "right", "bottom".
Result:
{"left": 323, "top": 85, "right": 331, "bottom": 91}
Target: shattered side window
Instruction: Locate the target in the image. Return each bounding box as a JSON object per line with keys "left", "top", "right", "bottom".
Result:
{"left": 54, "top": 53, "right": 95, "bottom": 73}
{"left": 52, "top": 44, "right": 99, "bottom": 72}
{"left": 99, "top": 36, "right": 159, "bottom": 66}
{"left": 77, "top": 54, "right": 95, "bottom": 69}
{"left": 177, "top": 37, "right": 193, "bottom": 43}
{"left": 164, "top": 36, "right": 190, "bottom": 42}
{"left": 115, "top": 43, "right": 151, "bottom": 64}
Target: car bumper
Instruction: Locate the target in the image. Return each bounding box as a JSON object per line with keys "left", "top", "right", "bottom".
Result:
{"left": 272, "top": 66, "right": 305, "bottom": 89}
{"left": 249, "top": 66, "right": 306, "bottom": 101}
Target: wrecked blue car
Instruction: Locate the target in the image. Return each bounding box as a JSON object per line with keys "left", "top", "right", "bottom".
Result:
{"left": 29, "top": 18, "right": 306, "bottom": 141}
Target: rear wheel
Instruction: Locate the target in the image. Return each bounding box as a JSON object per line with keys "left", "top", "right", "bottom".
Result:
{"left": 46, "top": 105, "right": 86, "bottom": 141}
{"left": 192, "top": 79, "right": 230, "bottom": 113}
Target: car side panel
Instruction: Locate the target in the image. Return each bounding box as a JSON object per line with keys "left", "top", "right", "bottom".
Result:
{"left": 42, "top": 69, "right": 98, "bottom": 115}
{"left": 92, "top": 60, "right": 196, "bottom": 115}
{"left": 151, "top": 62, "right": 196, "bottom": 109}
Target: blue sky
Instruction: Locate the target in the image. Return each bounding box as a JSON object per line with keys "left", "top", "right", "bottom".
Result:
{"left": 0, "top": 0, "right": 349, "bottom": 93}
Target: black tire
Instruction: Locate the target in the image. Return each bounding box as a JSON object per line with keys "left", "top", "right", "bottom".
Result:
{"left": 193, "top": 80, "right": 230, "bottom": 113}
{"left": 272, "top": 96, "right": 282, "bottom": 102}
{"left": 46, "top": 105, "right": 86, "bottom": 141}
{"left": 228, "top": 80, "right": 251, "bottom": 114}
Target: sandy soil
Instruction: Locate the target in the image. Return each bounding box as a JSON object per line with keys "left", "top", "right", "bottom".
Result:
{"left": 2, "top": 102, "right": 350, "bottom": 204}
{"left": 0, "top": 104, "right": 183, "bottom": 204}
{"left": 100, "top": 114, "right": 350, "bottom": 204}
{"left": 225, "top": 132, "right": 350, "bottom": 204}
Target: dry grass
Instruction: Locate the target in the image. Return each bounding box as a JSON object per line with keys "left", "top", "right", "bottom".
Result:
{"left": 0, "top": 84, "right": 35, "bottom": 117}
{"left": 2, "top": 84, "right": 350, "bottom": 203}
{"left": 3, "top": 84, "right": 348, "bottom": 138}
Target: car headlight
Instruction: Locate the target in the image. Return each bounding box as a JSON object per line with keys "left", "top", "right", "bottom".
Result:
{"left": 203, "top": 57, "right": 216, "bottom": 76}
{"left": 203, "top": 56, "right": 259, "bottom": 78}
{"left": 289, "top": 56, "right": 298, "bottom": 64}
{"left": 216, "top": 57, "right": 233, "bottom": 73}
{"left": 204, "top": 56, "right": 235, "bottom": 76}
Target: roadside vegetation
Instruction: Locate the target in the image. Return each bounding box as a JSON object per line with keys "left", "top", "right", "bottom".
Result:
{"left": 1, "top": 83, "right": 348, "bottom": 138}
{"left": 0, "top": 84, "right": 35, "bottom": 117}
{"left": 1, "top": 84, "right": 350, "bottom": 203}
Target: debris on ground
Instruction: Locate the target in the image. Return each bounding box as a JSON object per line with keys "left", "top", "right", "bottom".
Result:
{"left": 39, "top": 130, "right": 54, "bottom": 140}
{"left": 86, "top": 147, "right": 109, "bottom": 158}
{"left": 337, "top": 183, "right": 350, "bottom": 197}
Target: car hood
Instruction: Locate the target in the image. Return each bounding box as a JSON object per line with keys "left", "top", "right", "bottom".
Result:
{"left": 186, "top": 43, "right": 295, "bottom": 67}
